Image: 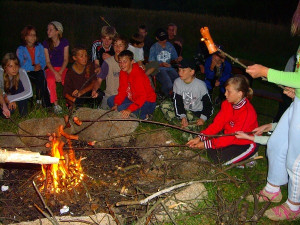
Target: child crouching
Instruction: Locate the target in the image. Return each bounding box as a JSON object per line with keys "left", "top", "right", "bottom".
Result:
{"left": 108, "top": 50, "right": 156, "bottom": 119}
{"left": 63, "top": 46, "right": 103, "bottom": 109}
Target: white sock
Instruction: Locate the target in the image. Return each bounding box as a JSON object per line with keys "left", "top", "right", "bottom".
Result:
{"left": 286, "top": 200, "right": 300, "bottom": 212}
{"left": 265, "top": 182, "right": 280, "bottom": 193}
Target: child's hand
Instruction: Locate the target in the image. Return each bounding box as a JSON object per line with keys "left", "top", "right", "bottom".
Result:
{"left": 102, "top": 53, "right": 111, "bottom": 61}
{"left": 196, "top": 118, "right": 205, "bottom": 126}
{"left": 235, "top": 131, "right": 254, "bottom": 141}
{"left": 72, "top": 90, "right": 79, "bottom": 97}
{"left": 253, "top": 123, "right": 272, "bottom": 135}
{"left": 54, "top": 71, "right": 62, "bottom": 82}
{"left": 181, "top": 117, "right": 188, "bottom": 128}
{"left": 246, "top": 64, "right": 269, "bottom": 78}
{"left": 176, "top": 56, "right": 183, "bottom": 62}
{"left": 94, "top": 67, "right": 101, "bottom": 74}
{"left": 111, "top": 105, "right": 118, "bottom": 111}
{"left": 91, "top": 90, "right": 98, "bottom": 98}
{"left": 186, "top": 136, "right": 201, "bottom": 147}
{"left": 160, "top": 62, "right": 171, "bottom": 68}
{"left": 8, "top": 102, "right": 16, "bottom": 110}
{"left": 2, "top": 104, "right": 10, "bottom": 118}
{"left": 283, "top": 87, "right": 295, "bottom": 99}
{"left": 215, "top": 80, "right": 220, "bottom": 87}
{"left": 120, "top": 109, "right": 131, "bottom": 118}
{"left": 34, "top": 64, "right": 42, "bottom": 71}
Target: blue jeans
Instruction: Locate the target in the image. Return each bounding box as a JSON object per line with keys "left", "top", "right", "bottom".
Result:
{"left": 267, "top": 96, "right": 300, "bottom": 203}
{"left": 156, "top": 67, "right": 179, "bottom": 96}
{"left": 107, "top": 96, "right": 156, "bottom": 119}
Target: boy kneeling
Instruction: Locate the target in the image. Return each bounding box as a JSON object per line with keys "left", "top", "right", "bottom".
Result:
{"left": 173, "top": 62, "right": 213, "bottom": 127}
{"left": 108, "top": 50, "right": 156, "bottom": 119}
{"left": 63, "top": 46, "right": 103, "bottom": 109}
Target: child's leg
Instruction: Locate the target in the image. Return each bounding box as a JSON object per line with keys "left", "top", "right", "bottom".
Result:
{"left": 17, "top": 99, "right": 28, "bottom": 117}
{"left": 286, "top": 97, "right": 300, "bottom": 203}
{"left": 107, "top": 96, "right": 133, "bottom": 111}
{"left": 156, "top": 69, "right": 173, "bottom": 96}
{"left": 207, "top": 144, "right": 258, "bottom": 165}
{"left": 36, "top": 70, "right": 51, "bottom": 107}
{"left": 45, "top": 69, "right": 57, "bottom": 104}
{"left": 167, "top": 68, "right": 179, "bottom": 84}
{"left": 266, "top": 101, "right": 292, "bottom": 186}
{"left": 133, "top": 101, "right": 156, "bottom": 119}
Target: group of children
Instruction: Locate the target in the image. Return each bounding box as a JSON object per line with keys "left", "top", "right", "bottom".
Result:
{"left": 1, "top": 11, "right": 300, "bottom": 221}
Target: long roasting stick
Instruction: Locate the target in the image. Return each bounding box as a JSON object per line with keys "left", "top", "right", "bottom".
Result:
{"left": 200, "top": 27, "right": 285, "bottom": 90}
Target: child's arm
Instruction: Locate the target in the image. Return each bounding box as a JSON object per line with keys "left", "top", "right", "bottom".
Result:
{"left": 92, "top": 78, "right": 103, "bottom": 98}
{"left": 58, "top": 45, "right": 69, "bottom": 75}
{"left": 0, "top": 91, "right": 10, "bottom": 118}
{"left": 44, "top": 48, "right": 61, "bottom": 80}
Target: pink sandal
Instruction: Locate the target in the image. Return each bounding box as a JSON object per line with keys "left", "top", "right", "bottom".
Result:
{"left": 246, "top": 188, "right": 282, "bottom": 203}
{"left": 264, "top": 203, "right": 300, "bottom": 221}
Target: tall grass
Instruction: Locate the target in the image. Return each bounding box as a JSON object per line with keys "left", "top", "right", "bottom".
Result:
{"left": 0, "top": 1, "right": 298, "bottom": 69}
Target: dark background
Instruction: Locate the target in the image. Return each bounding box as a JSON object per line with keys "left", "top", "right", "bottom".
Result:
{"left": 28, "top": 0, "right": 299, "bottom": 24}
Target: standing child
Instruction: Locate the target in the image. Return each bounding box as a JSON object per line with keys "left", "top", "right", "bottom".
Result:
{"left": 43, "top": 21, "right": 69, "bottom": 114}
{"left": 91, "top": 26, "right": 117, "bottom": 73}
{"left": 187, "top": 75, "right": 258, "bottom": 165}
{"left": 173, "top": 63, "right": 213, "bottom": 128}
{"left": 107, "top": 50, "right": 156, "bottom": 119}
{"left": 0, "top": 53, "right": 33, "bottom": 117}
{"left": 92, "top": 35, "right": 127, "bottom": 109}
{"left": 243, "top": 2, "right": 300, "bottom": 221}
{"left": 17, "top": 25, "right": 50, "bottom": 108}
{"left": 63, "top": 46, "right": 103, "bottom": 109}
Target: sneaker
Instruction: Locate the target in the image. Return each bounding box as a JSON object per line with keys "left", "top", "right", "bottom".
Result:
{"left": 53, "top": 105, "right": 63, "bottom": 114}
{"left": 264, "top": 203, "right": 300, "bottom": 221}
{"left": 36, "top": 100, "right": 42, "bottom": 104}
{"left": 246, "top": 188, "right": 282, "bottom": 203}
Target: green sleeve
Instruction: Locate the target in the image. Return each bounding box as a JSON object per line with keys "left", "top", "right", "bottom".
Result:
{"left": 267, "top": 69, "right": 300, "bottom": 88}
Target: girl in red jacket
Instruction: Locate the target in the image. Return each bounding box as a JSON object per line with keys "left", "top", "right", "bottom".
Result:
{"left": 187, "top": 75, "right": 258, "bottom": 165}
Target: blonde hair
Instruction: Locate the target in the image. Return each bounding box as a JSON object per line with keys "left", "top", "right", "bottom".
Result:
{"left": 2, "top": 53, "right": 20, "bottom": 93}
{"left": 225, "top": 75, "right": 253, "bottom": 100}
{"left": 101, "top": 26, "right": 117, "bottom": 39}
{"left": 291, "top": 1, "right": 300, "bottom": 36}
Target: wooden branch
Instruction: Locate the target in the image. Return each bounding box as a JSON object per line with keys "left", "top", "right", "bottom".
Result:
{"left": 0, "top": 149, "right": 59, "bottom": 164}
{"left": 116, "top": 179, "right": 223, "bottom": 206}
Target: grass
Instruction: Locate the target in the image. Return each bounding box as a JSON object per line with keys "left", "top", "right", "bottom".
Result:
{"left": 0, "top": 1, "right": 299, "bottom": 224}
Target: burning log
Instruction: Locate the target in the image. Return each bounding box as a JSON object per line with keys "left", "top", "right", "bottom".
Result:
{"left": 0, "top": 149, "right": 59, "bottom": 164}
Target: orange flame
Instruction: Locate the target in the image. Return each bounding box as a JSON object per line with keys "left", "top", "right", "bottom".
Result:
{"left": 40, "top": 137, "right": 84, "bottom": 194}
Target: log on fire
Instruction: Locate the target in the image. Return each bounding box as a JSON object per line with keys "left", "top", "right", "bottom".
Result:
{"left": 0, "top": 148, "right": 59, "bottom": 164}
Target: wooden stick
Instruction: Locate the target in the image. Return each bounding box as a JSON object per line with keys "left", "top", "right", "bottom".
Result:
{"left": 116, "top": 179, "right": 223, "bottom": 206}
{"left": 0, "top": 149, "right": 59, "bottom": 164}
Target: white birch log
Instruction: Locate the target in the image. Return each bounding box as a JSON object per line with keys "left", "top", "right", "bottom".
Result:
{"left": 0, "top": 149, "right": 59, "bottom": 164}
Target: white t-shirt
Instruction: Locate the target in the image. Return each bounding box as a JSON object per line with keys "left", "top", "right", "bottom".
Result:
{"left": 128, "top": 44, "right": 144, "bottom": 62}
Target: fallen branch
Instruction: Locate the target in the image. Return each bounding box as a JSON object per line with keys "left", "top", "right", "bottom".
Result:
{"left": 0, "top": 149, "right": 59, "bottom": 164}
{"left": 116, "top": 179, "right": 226, "bottom": 206}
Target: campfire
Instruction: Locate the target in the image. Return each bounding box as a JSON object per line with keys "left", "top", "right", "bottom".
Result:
{"left": 38, "top": 126, "right": 84, "bottom": 194}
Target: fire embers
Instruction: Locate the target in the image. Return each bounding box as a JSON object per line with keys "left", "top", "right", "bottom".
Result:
{"left": 39, "top": 127, "right": 84, "bottom": 194}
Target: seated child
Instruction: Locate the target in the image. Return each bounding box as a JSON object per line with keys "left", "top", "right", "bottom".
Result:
{"left": 92, "top": 26, "right": 117, "bottom": 73}
{"left": 187, "top": 75, "right": 258, "bottom": 165}
{"left": 63, "top": 46, "right": 103, "bottom": 109}
{"left": 107, "top": 50, "right": 156, "bottom": 119}
{"left": 205, "top": 49, "right": 232, "bottom": 104}
{"left": 173, "top": 62, "right": 213, "bottom": 128}
{"left": 92, "top": 35, "right": 127, "bottom": 109}
{"left": 128, "top": 33, "right": 159, "bottom": 87}
{"left": 0, "top": 53, "right": 33, "bottom": 117}
{"left": 43, "top": 21, "right": 69, "bottom": 114}
{"left": 149, "top": 28, "right": 181, "bottom": 97}
{"left": 17, "top": 25, "right": 51, "bottom": 108}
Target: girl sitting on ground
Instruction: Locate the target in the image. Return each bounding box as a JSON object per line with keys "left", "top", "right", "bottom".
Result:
{"left": 43, "top": 21, "right": 69, "bottom": 114}
{"left": 187, "top": 75, "right": 258, "bottom": 165}
{"left": 17, "top": 25, "right": 51, "bottom": 108}
{"left": 0, "top": 53, "right": 33, "bottom": 117}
